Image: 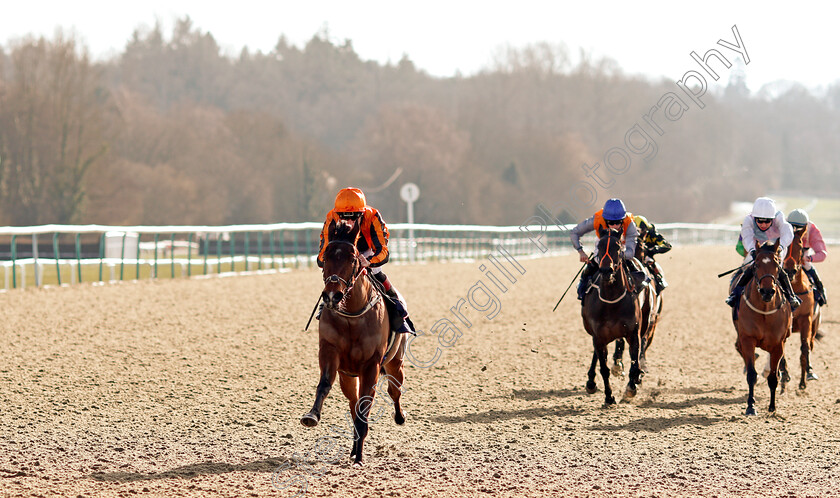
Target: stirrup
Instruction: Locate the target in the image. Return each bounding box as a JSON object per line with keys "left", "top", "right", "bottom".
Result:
{"left": 788, "top": 295, "right": 801, "bottom": 311}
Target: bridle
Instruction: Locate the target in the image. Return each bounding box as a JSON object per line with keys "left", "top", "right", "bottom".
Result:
{"left": 322, "top": 240, "right": 364, "bottom": 297}
{"left": 590, "top": 231, "right": 633, "bottom": 303}
{"left": 321, "top": 240, "right": 380, "bottom": 317}
{"left": 745, "top": 253, "right": 784, "bottom": 315}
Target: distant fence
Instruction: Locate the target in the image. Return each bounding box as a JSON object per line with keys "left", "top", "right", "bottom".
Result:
{"left": 0, "top": 222, "right": 759, "bottom": 291}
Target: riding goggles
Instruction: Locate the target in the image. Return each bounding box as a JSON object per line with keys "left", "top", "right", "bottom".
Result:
{"left": 754, "top": 217, "right": 773, "bottom": 225}
{"left": 338, "top": 212, "right": 362, "bottom": 220}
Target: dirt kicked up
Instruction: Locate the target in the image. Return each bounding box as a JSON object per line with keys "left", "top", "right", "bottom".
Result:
{"left": 1, "top": 246, "right": 839, "bottom": 497}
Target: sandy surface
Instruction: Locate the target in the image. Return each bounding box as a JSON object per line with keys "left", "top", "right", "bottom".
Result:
{"left": 1, "top": 246, "right": 839, "bottom": 498}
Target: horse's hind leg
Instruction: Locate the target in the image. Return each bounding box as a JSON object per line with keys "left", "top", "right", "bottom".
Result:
{"left": 769, "top": 345, "right": 784, "bottom": 413}
{"left": 611, "top": 339, "right": 625, "bottom": 378}
{"left": 625, "top": 329, "right": 642, "bottom": 400}
{"left": 778, "top": 356, "right": 789, "bottom": 395}
{"left": 799, "top": 317, "right": 815, "bottom": 388}
{"left": 301, "top": 348, "right": 339, "bottom": 427}
{"left": 586, "top": 351, "right": 598, "bottom": 394}
{"left": 383, "top": 349, "right": 406, "bottom": 425}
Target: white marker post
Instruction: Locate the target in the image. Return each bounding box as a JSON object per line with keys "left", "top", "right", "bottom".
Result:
{"left": 400, "top": 183, "right": 420, "bottom": 262}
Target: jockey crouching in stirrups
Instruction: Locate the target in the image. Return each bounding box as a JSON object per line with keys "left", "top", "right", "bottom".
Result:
{"left": 787, "top": 208, "right": 828, "bottom": 306}
{"left": 570, "top": 198, "right": 643, "bottom": 302}
{"left": 726, "top": 197, "right": 801, "bottom": 311}
{"left": 317, "top": 187, "right": 415, "bottom": 333}
{"left": 633, "top": 214, "right": 672, "bottom": 294}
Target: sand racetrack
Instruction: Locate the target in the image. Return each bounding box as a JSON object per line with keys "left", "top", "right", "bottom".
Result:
{"left": 2, "top": 246, "right": 839, "bottom": 498}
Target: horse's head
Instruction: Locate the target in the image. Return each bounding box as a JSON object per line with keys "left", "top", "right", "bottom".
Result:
{"left": 754, "top": 240, "right": 782, "bottom": 302}
{"left": 783, "top": 225, "right": 806, "bottom": 277}
{"left": 321, "top": 222, "right": 362, "bottom": 309}
{"left": 596, "top": 228, "right": 623, "bottom": 279}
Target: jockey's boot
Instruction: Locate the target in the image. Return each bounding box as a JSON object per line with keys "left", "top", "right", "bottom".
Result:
{"left": 648, "top": 261, "right": 668, "bottom": 293}
{"left": 654, "top": 273, "right": 668, "bottom": 294}
{"left": 577, "top": 262, "right": 597, "bottom": 302}
{"left": 726, "top": 286, "right": 744, "bottom": 308}
{"left": 375, "top": 272, "right": 415, "bottom": 333}
{"left": 726, "top": 266, "right": 753, "bottom": 307}
{"left": 804, "top": 267, "right": 827, "bottom": 306}
{"left": 778, "top": 270, "right": 801, "bottom": 311}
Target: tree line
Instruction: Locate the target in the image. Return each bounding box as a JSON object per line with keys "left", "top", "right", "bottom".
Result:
{"left": 1, "top": 18, "right": 838, "bottom": 227}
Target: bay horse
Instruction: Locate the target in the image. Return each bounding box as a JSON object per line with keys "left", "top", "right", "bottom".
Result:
{"left": 732, "top": 240, "right": 792, "bottom": 415}
{"left": 300, "top": 222, "right": 407, "bottom": 466}
{"left": 779, "top": 225, "right": 820, "bottom": 391}
{"left": 611, "top": 236, "right": 664, "bottom": 378}
{"left": 582, "top": 228, "right": 645, "bottom": 406}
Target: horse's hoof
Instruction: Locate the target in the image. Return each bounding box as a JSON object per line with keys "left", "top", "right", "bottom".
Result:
{"left": 807, "top": 371, "right": 819, "bottom": 381}
{"left": 352, "top": 460, "right": 364, "bottom": 467}
{"left": 585, "top": 381, "right": 597, "bottom": 394}
{"left": 782, "top": 371, "right": 791, "bottom": 383}
{"left": 745, "top": 407, "right": 756, "bottom": 416}
{"left": 623, "top": 386, "right": 637, "bottom": 400}
{"left": 300, "top": 413, "right": 319, "bottom": 427}
{"left": 604, "top": 396, "right": 616, "bottom": 407}
{"left": 395, "top": 411, "right": 406, "bottom": 425}
{"left": 611, "top": 361, "right": 624, "bottom": 378}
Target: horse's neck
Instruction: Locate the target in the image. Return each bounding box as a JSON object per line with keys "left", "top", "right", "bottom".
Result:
{"left": 599, "top": 266, "right": 628, "bottom": 297}
{"left": 344, "top": 274, "right": 373, "bottom": 313}
{"left": 791, "top": 268, "right": 810, "bottom": 291}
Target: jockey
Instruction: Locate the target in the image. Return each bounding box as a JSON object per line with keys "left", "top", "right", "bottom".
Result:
{"left": 317, "top": 187, "right": 414, "bottom": 333}
{"left": 787, "top": 208, "right": 828, "bottom": 306}
{"left": 633, "top": 215, "right": 672, "bottom": 294}
{"left": 570, "top": 198, "right": 640, "bottom": 301}
{"left": 725, "top": 197, "right": 800, "bottom": 311}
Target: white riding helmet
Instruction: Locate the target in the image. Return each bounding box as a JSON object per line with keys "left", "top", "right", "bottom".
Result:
{"left": 751, "top": 197, "right": 777, "bottom": 219}
{"left": 787, "top": 208, "right": 809, "bottom": 227}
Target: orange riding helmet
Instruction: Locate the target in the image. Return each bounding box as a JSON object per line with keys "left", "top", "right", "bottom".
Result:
{"left": 334, "top": 187, "right": 367, "bottom": 213}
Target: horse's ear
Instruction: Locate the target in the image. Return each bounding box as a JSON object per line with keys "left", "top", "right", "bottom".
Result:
{"left": 772, "top": 240, "right": 781, "bottom": 254}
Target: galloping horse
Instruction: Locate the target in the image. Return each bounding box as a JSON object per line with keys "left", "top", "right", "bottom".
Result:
{"left": 300, "top": 222, "right": 407, "bottom": 466}
{"left": 780, "top": 225, "right": 821, "bottom": 391}
{"left": 732, "top": 240, "right": 792, "bottom": 415}
{"left": 582, "top": 228, "right": 645, "bottom": 406}
{"left": 611, "top": 237, "right": 664, "bottom": 377}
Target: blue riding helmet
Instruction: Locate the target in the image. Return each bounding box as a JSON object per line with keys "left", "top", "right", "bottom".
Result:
{"left": 603, "top": 198, "right": 627, "bottom": 221}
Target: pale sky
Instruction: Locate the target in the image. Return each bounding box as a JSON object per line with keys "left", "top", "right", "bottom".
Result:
{"left": 2, "top": 1, "right": 838, "bottom": 94}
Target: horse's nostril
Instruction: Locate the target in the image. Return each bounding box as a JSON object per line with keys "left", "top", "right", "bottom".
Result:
{"left": 334, "top": 292, "right": 344, "bottom": 303}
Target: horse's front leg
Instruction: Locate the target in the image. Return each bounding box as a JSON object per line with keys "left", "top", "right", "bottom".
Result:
{"left": 739, "top": 338, "right": 757, "bottom": 416}
{"left": 586, "top": 351, "right": 598, "bottom": 394}
{"left": 596, "top": 342, "right": 615, "bottom": 407}
{"left": 339, "top": 374, "right": 360, "bottom": 459}
{"left": 611, "top": 338, "right": 625, "bottom": 378}
{"left": 351, "top": 361, "right": 381, "bottom": 466}
{"left": 301, "top": 345, "right": 339, "bottom": 427}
